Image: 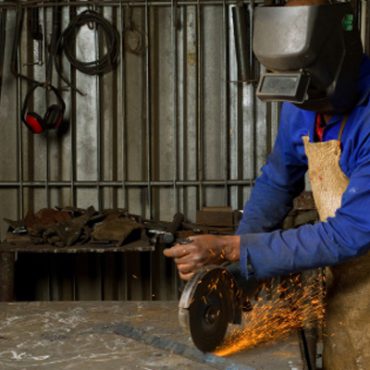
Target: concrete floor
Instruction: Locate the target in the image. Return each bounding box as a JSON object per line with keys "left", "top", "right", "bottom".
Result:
{"left": 0, "top": 301, "right": 303, "bottom": 370}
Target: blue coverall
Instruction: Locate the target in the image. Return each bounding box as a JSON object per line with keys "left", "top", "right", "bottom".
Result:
{"left": 237, "top": 55, "right": 370, "bottom": 279}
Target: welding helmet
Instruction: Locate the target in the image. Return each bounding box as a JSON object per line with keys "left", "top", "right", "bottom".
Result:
{"left": 252, "top": 2, "right": 363, "bottom": 113}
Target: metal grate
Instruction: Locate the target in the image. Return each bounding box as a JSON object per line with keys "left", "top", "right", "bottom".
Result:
{"left": 0, "top": 0, "right": 367, "bottom": 300}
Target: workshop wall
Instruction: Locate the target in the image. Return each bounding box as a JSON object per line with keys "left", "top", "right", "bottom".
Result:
{"left": 0, "top": 0, "right": 368, "bottom": 301}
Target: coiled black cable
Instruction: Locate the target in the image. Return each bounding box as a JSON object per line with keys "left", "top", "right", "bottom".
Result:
{"left": 54, "top": 9, "right": 119, "bottom": 92}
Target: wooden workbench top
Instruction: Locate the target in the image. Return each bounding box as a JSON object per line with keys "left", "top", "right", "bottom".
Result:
{"left": 0, "top": 301, "right": 303, "bottom": 370}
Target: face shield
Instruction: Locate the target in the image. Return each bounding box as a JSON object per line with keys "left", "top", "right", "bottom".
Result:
{"left": 252, "top": 2, "right": 363, "bottom": 113}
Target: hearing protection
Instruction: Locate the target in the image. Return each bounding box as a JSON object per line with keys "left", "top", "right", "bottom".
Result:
{"left": 21, "top": 84, "right": 66, "bottom": 134}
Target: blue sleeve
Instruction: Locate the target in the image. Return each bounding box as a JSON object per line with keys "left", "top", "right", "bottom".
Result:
{"left": 242, "top": 142, "right": 370, "bottom": 279}
{"left": 236, "top": 104, "right": 307, "bottom": 235}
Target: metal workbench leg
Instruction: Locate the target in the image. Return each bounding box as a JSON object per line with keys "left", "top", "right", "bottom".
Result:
{"left": 0, "top": 252, "right": 15, "bottom": 301}
{"left": 298, "top": 327, "right": 318, "bottom": 370}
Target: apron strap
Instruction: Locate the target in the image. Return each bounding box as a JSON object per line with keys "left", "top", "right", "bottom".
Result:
{"left": 337, "top": 115, "right": 349, "bottom": 141}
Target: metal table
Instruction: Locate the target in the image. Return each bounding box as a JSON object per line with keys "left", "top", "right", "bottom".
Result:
{"left": 0, "top": 240, "right": 154, "bottom": 301}
{"left": 0, "top": 301, "right": 304, "bottom": 370}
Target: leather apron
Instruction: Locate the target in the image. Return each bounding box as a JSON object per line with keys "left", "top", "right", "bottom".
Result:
{"left": 303, "top": 120, "right": 370, "bottom": 370}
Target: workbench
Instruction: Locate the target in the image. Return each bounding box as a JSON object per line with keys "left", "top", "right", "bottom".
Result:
{"left": 0, "top": 301, "right": 304, "bottom": 370}
{"left": 0, "top": 240, "right": 154, "bottom": 301}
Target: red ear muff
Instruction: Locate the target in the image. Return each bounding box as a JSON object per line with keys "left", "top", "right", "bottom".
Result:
{"left": 44, "top": 104, "right": 64, "bottom": 129}
{"left": 21, "top": 83, "right": 66, "bottom": 134}
{"left": 23, "top": 112, "right": 46, "bottom": 134}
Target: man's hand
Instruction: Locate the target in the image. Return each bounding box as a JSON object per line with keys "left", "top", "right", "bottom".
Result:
{"left": 163, "top": 234, "right": 240, "bottom": 280}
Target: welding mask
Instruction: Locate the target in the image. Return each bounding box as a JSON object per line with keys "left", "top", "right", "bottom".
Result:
{"left": 252, "top": 2, "right": 363, "bottom": 113}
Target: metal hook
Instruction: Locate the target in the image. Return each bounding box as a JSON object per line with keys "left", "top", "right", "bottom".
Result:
{"left": 86, "top": 6, "right": 96, "bottom": 30}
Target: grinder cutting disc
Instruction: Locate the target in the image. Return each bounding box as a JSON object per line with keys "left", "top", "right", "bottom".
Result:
{"left": 178, "top": 266, "right": 241, "bottom": 352}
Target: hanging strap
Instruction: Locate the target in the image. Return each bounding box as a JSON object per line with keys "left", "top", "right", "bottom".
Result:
{"left": 337, "top": 115, "right": 349, "bottom": 141}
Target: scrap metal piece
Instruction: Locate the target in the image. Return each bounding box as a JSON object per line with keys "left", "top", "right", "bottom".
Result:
{"left": 178, "top": 266, "right": 242, "bottom": 353}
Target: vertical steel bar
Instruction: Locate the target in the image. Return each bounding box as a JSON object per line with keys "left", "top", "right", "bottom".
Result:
{"left": 222, "top": 0, "right": 229, "bottom": 205}
{"left": 67, "top": 3, "right": 75, "bottom": 300}
{"left": 95, "top": 5, "right": 102, "bottom": 211}
{"left": 118, "top": 0, "right": 128, "bottom": 297}
{"left": 15, "top": 13, "right": 24, "bottom": 302}
{"left": 69, "top": 4, "right": 76, "bottom": 207}
{"left": 180, "top": 5, "right": 187, "bottom": 217}
{"left": 366, "top": 0, "right": 370, "bottom": 54}
{"left": 172, "top": 0, "right": 179, "bottom": 213}
{"left": 145, "top": 0, "right": 153, "bottom": 301}
{"left": 43, "top": 6, "right": 51, "bottom": 209}
{"left": 16, "top": 34, "right": 24, "bottom": 220}
{"left": 43, "top": 0, "right": 52, "bottom": 301}
{"left": 145, "top": 0, "right": 152, "bottom": 219}
{"left": 249, "top": 0, "right": 257, "bottom": 184}
{"left": 171, "top": 0, "right": 179, "bottom": 298}
{"left": 120, "top": 2, "right": 128, "bottom": 209}
{"left": 360, "top": 0, "right": 367, "bottom": 50}
{"left": 196, "top": 0, "right": 203, "bottom": 209}
{"left": 95, "top": 5, "right": 103, "bottom": 300}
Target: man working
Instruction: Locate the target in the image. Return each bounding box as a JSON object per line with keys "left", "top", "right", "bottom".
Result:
{"left": 164, "top": 0, "right": 370, "bottom": 369}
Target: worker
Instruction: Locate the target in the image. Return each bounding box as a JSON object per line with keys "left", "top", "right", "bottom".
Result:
{"left": 164, "top": 0, "right": 370, "bottom": 369}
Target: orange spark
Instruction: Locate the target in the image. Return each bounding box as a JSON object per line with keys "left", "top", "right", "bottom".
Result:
{"left": 214, "top": 272, "right": 325, "bottom": 357}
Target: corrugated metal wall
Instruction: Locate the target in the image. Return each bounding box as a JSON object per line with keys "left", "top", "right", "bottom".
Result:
{"left": 0, "top": 0, "right": 368, "bottom": 300}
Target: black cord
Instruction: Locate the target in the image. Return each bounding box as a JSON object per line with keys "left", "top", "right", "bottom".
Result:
{"left": 53, "top": 9, "right": 119, "bottom": 92}
{"left": 11, "top": 7, "right": 41, "bottom": 85}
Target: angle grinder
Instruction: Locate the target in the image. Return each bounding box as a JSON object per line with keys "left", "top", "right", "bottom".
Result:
{"left": 178, "top": 264, "right": 259, "bottom": 352}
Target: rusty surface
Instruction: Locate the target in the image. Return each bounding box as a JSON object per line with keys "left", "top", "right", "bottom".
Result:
{"left": 0, "top": 239, "right": 154, "bottom": 253}
{"left": 0, "top": 301, "right": 303, "bottom": 370}
{"left": 197, "top": 207, "right": 241, "bottom": 228}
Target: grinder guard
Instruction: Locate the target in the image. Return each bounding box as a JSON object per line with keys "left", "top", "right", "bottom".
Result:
{"left": 178, "top": 264, "right": 259, "bottom": 352}
{"left": 253, "top": 3, "right": 363, "bottom": 113}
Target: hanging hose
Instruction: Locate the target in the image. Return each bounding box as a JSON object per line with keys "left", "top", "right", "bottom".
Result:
{"left": 53, "top": 9, "right": 120, "bottom": 93}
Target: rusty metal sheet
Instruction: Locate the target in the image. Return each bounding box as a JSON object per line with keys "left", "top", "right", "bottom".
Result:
{"left": 0, "top": 239, "right": 154, "bottom": 253}
{"left": 196, "top": 206, "right": 235, "bottom": 227}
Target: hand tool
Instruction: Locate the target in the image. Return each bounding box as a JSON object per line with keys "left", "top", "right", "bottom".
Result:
{"left": 178, "top": 265, "right": 244, "bottom": 353}
{"left": 148, "top": 212, "right": 185, "bottom": 245}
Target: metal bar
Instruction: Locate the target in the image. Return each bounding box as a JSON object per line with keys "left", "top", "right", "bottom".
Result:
{"left": 145, "top": 0, "right": 152, "bottom": 219}
{"left": 148, "top": 0, "right": 154, "bottom": 300}
{"left": 120, "top": 2, "right": 128, "bottom": 209}
{"left": 366, "top": 0, "right": 370, "bottom": 54}
{"left": 69, "top": 4, "right": 77, "bottom": 206}
{"left": 0, "top": 1, "right": 262, "bottom": 9}
{"left": 172, "top": 0, "right": 179, "bottom": 213}
{"left": 113, "top": 322, "right": 255, "bottom": 370}
{"left": 0, "top": 179, "right": 256, "bottom": 187}
{"left": 196, "top": 0, "right": 203, "bottom": 209}
{"left": 16, "top": 29, "right": 24, "bottom": 220}
{"left": 42, "top": 6, "right": 51, "bottom": 299}
{"left": 96, "top": 5, "right": 103, "bottom": 210}
{"left": 180, "top": 6, "right": 187, "bottom": 216}
{"left": 44, "top": 6, "right": 51, "bottom": 208}
{"left": 249, "top": 0, "right": 257, "bottom": 185}
{"left": 222, "top": 0, "right": 228, "bottom": 205}
{"left": 171, "top": 0, "right": 179, "bottom": 300}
